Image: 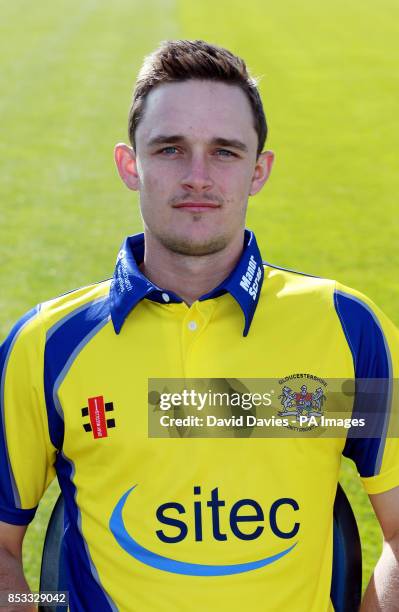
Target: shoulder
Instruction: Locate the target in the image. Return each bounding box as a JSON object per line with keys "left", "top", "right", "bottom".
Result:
{"left": 39, "top": 278, "right": 111, "bottom": 332}
{"left": 262, "top": 262, "right": 397, "bottom": 338}
{"left": 263, "top": 261, "right": 384, "bottom": 313}
{"left": 262, "top": 261, "right": 336, "bottom": 306}
{"left": 262, "top": 263, "right": 399, "bottom": 373}
{"left": 1, "top": 279, "right": 112, "bottom": 355}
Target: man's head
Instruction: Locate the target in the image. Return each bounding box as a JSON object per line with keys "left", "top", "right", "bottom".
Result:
{"left": 128, "top": 39, "right": 267, "bottom": 158}
{"left": 115, "top": 40, "right": 274, "bottom": 257}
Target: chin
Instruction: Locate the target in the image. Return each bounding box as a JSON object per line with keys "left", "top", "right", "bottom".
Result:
{"left": 159, "top": 233, "right": 229, "bottom": 256}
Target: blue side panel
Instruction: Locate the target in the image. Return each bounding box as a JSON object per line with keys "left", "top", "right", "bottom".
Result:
{"left": 331, "top": 518, "right": 345, "bottom": 609}
{"left": 334, "top": 291, "right": 391, "bottom": 477}
{"left": 0, "top": 306, "right": 40, "bottom": 523}
{"left": 56, "top": 452, "right": 116, "bottom": 611}
{"left": 44, "top": 298, "right": 110, "bottom": 450}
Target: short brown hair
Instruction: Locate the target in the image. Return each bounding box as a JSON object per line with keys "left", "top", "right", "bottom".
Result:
{"left": 128, "top": 40, "right": 267, "bottom": 157}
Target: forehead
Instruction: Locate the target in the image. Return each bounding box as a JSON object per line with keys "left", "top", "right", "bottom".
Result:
{"left": 136, "top": 80, "right": 257, "bottom": 147}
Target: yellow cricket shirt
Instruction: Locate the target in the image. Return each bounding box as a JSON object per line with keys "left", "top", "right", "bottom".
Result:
{"left": 1, "top": 230, "right": 399, "bottom": 612}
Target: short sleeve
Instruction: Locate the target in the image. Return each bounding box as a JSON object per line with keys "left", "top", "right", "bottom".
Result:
{"left": 334, "top": 282, "right": 399, "bottom": 495}
{"left": 0, "top": 306, "right": 56, "bottom": 524}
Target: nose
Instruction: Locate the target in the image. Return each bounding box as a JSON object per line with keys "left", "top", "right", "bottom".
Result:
{"left": 180, "top": 154, "right": 214, "bottom": 192}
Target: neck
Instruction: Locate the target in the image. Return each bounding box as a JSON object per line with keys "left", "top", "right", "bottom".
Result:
{"left": 140, "top": 231, "right": 245, "bottom": 305}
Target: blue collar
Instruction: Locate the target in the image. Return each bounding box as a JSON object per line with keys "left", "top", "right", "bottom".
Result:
{"left": 109, "top": 229, "right": 264, "bottom": 337}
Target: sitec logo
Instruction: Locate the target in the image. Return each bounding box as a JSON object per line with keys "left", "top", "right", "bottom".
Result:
{"left": 110, "top": 486, "right": 299, "bottom": 576}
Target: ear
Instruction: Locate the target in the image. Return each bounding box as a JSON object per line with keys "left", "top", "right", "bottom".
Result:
{"left": 114, "top": 143, "right": 140, "bottom": 191}
{"left": 249, "top": 150, "right": 275, "bottom": 196}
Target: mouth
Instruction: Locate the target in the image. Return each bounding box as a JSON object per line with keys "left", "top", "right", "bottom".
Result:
{"left": 172, "top": 202, "right": 221, "bottom": 213}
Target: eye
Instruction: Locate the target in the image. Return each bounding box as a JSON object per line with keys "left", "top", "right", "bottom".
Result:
{"left": 159, "top": 146, "right": 180, "bottom": 155}
{"left": 215, "top": 149, "right": 237, "bottom": 158}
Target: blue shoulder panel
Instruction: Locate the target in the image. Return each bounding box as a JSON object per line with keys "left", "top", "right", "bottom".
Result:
{"left": 334, "top": 290, "right": 392, "bottom": 477}
{"left": 0, "top": 306, "right": 40, "bottom": 523}
{"left": 44, "top": 298, "right": 110, "bottom": 450}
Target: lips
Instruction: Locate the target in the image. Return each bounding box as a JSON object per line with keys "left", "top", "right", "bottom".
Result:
{"left": 173, "top": 202, "right": 220, "bottom": 212}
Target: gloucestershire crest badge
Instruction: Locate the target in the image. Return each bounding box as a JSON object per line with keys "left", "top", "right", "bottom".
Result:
{"left": 278, "top": 374, "right": 327, "bottom": 431}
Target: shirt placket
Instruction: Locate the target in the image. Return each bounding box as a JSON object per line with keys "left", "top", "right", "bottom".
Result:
{"left": 180, "top": 300, "right": 216, "bottom": 379}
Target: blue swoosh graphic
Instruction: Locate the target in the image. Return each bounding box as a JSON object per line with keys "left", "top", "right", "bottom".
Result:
{"left": 109, "top": 485, "right": 297, "bottom": 576}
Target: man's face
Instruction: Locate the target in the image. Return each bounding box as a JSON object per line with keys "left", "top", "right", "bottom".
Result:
{"left": 116, "top": 79, "right": 273, "bottom": 256}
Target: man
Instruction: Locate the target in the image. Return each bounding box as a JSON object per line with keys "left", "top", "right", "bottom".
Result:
{"left": 0, "top": 40, "right": 398, "bottom": 612}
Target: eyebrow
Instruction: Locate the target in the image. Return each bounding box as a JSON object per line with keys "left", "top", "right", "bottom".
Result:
{"left": 211, "top": 137, "right": 248, "bottom": 152}
{"left": 147, "top": 134, "right": 248, "bottom": 152}
{"left": 147, "top": 135, "right": 186, "bottom": 147}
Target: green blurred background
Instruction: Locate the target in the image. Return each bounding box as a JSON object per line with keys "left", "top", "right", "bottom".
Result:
{"left": 1, "top": 0, "right": 398, "bottom": 596}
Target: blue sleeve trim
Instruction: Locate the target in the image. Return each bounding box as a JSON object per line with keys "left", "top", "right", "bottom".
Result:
{"left": 44, "top": 298, "right": 110, "bottom": 450}
{"left": 0, "top": 306, "right": 41, "bottom": 512}
{"left": 0, "top": 504, "right": 37, "bottom": 525}
{"left": 334, "top": 290, "right": 392, "bottom": 477}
